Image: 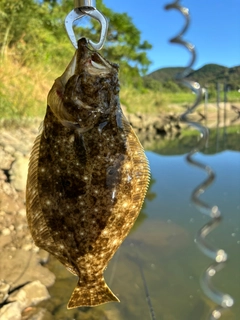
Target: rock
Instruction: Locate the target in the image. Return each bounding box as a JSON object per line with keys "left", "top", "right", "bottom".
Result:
{"left": 0, "top": 169, "right": 7, "bottom": 181}
{"left": 0, "top": 181, "right": 19, "bottom": 213}
{"left": 22, "top": 243, "right": 33, "bottom": 251}
{"left": 0, "top": 250, "right": 55, "bottom": 289}
{"left": 0, "top": 234, "right": 12, "bottom": 249}
{"left": 104, "top": 309, "right": 122, "bottom": 320}
{"left": 0, "top": 282, "right": 50, "bottom": 320}
{"left": 0, "top": 147, "right": 14, "bottom": 171}
{"left": 38, "top": 249, "right": 50, "bottom": 265}
{"left": 22, "top": 307, "right": 52, "bottom": 320}
{"left": 10, "top": 154, "right": 29, "bottom": 192}
{"left": 4, "top": 145, "right": 15, "bottom": 155}
{"left": 1, "top": 228, "right": 11, "bottom": 236}
{"left": 0, "top": 301, "right": 22, "bottom": 320}
{"left": 127, "top": 113, "right": 143, "bottom": 129}
{"left": 0, "top": 281, "right": 10, "bottom": 304}
{"left": 18, "top": 208, "right": 26, "bottom": 217}
{"left": 8, "top": 280, "right": 50, "bottom": 308}
{"left": 153, "top": 117, "right": 165, "bottom": 130}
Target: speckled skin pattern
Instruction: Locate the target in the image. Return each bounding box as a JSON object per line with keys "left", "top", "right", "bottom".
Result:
{"left": 26, "top": 38, "right": 150, "bottom": 309}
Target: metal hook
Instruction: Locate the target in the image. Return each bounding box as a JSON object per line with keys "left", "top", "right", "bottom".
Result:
{"left": 65, "top": 0, "right": 108, "bottom": 50}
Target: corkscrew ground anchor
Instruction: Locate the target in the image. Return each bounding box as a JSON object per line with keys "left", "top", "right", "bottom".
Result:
{"left": 165, "top": 1, "right": 234, "bottom": 318}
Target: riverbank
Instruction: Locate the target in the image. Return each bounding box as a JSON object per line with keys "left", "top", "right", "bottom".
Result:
{"left": 0, "top": 121, "right": 56, "bottom": 320}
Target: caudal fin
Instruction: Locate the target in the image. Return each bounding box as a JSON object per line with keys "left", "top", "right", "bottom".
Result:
{"left": 67, "top": 278, "right": 120, "bottom": 309}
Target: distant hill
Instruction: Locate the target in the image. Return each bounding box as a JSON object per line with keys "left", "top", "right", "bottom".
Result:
{"left": 145, "top": 67, "right": 191, "bottom": 82}
{"left": 145, "top": 64, "right": 240, "bottom": 90}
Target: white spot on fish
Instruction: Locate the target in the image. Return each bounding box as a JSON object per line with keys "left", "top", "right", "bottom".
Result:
{"left": 112, "top": 189, "right": 116, "bottom": 200}
{"left": 127, "top": 175, "right": 132, "bottom": 182}
{"left": 112, "top": 239, "right": 119, "bottom": 245}
{"left": 69, "top": 135, "right": 75, "bottom": 143}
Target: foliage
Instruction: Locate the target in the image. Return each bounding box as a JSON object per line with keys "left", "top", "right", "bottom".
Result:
{"left": 162, "top": 80, "right": 181, "bottom": 93}
{"left": 0, "top": 0, "right": 153, "bottom": 118}
{"left": 0, "top": 0, "right": 73, "bottom": 67}
{"left": 0, "top": 0, "right": 151, "bottom": 79}
{"left": 143, "top": 77, "right": 162, "bottom": 91}
{"left": 146, "top": 67, "right": 189, "bottom": 82}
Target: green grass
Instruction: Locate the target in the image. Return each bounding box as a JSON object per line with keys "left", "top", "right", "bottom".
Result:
{"left": 1, "top": 52, "right": 239, "bottom": 120}
{"left": 228, "top": 90, "right": 240, "bottom": 102}
{"left": 120, "top": 88, "right": 200, "bottom": 114}
{"left": 0, "top": 53, "right": 58, "bottom": 119}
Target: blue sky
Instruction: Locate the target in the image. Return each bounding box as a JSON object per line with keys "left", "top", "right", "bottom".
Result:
{"left": 103, "top": 0, "right": 239, "bottom": 73}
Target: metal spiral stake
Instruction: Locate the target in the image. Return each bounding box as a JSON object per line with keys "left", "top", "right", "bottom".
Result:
{"left": 165, "top": 1, "right": 234, "bottom": 319}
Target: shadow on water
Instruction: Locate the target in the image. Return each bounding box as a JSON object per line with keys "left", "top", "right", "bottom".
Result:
{"left": 37, "top": 124, "right": 239, "bottom": 320}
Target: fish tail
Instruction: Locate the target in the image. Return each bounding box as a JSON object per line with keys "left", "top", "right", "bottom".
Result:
{"left": 67, "top": 278, "right": 120, "bottom": 309}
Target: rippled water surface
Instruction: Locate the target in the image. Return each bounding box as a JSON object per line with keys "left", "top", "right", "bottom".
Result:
{"left": 40, "top": 125, "right": 240, "bottom": 320}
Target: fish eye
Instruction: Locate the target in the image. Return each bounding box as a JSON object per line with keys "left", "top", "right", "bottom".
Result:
{"left": 91, "top": 53, "right": 102, "bottom": 64}
{"left": 107, "top": 167, "right": 115, "bottom": 175}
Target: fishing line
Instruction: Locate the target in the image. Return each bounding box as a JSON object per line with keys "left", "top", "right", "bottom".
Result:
{"left": 165, "top": 1, "right": 234, "bottom": 319}
{"left": 136, "top": 253, "right": 157, "bottom": 320}
{"left": 126, "top": 243, "right": 157, "bottom": 320}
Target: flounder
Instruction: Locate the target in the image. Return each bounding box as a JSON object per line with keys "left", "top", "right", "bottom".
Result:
{"left": 26, "top": 38, "right": 150, "bottom": 309}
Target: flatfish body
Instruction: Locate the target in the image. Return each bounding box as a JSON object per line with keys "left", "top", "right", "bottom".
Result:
{"left": 26, "top": 38, "right": 150, "bottom": 309}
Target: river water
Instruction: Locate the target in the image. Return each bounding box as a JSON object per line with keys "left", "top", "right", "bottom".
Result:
{"left": 40, "top": 125, "right": 240, "bottom": 320}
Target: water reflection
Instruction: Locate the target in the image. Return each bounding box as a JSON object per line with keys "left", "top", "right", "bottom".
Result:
{"left": 142, "top": 124, "right": 240, "bottom": 155}
{"left": 39, "top": 125, "right": 239, "bottom": 320}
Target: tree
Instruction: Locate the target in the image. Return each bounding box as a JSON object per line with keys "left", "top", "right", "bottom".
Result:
{"left": 0, "top": 0, "right": 152, "bottom": 86}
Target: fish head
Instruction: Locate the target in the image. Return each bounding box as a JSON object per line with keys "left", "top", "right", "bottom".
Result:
{"left": 47, "top": 38, "right": 119, "bottom": 132}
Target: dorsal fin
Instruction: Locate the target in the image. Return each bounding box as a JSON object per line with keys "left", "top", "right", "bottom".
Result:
{"left": 26, "top": 132, "right": 78, "bottom": 275}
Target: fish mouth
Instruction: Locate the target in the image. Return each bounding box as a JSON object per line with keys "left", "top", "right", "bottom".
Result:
{"left": 87, "top": 52, "right": 117, "bottom": 75}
